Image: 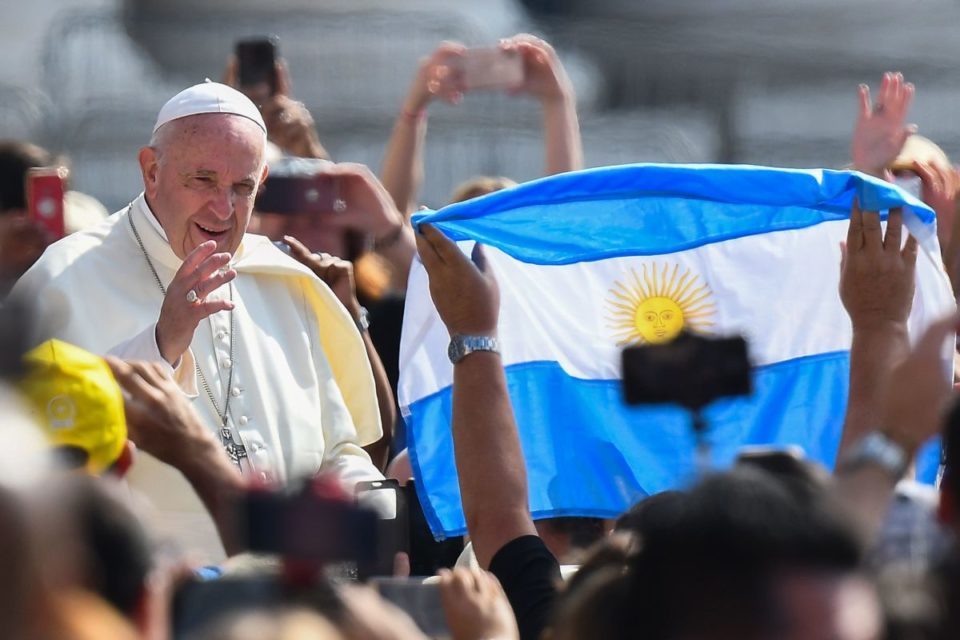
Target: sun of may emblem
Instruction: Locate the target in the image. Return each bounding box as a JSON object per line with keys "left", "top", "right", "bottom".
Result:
{"left": 606, "top": 263, "right": 717, "bottom": 345}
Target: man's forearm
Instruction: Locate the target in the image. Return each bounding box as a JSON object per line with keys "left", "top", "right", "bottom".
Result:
{"left": 838, "top": 323, "right": 910, "bottom": 457}
{"left": 452, "top": 352, "right": 537, "bottom": 568}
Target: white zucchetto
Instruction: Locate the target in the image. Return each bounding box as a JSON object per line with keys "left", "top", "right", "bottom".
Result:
{"left": 152, "top": 81, "right": 267, "bottom": 134}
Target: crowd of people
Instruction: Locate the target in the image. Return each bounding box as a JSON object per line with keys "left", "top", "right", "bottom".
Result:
{"left": 0, "top": 30, "right": 958, "bottom": 638}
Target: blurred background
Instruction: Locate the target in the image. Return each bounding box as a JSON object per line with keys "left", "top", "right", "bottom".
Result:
{"left": 4, "top": 0, "right": 960, "bottom": 211}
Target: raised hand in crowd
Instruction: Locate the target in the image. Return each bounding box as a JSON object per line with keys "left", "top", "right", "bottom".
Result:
{"left": 282, "top": 234, "right": 397, "bottom": 471}
{"left": 838, "top": 202, "right": 918, "bottom": 455}
{"left": 500, "top": 34, "right": 582, "bottom": 176}
{"left": 381, "top": 34, "right": 582, "bottom": 216}
{"left": 105, "top": 357, "right": 246, "bottom": 555}
{"left": 879, "top": 313, "right": 958, "bottom": 458}
{"left": 417, "top": 224, "right": 555, "bottom": 640}
{"left": 224, "top": 56, "right": 329, "bottom": 159}
{"left": 417, "top": 225, "right": 499, "bottom": 340}
{"left": 438, "top": 568, "right": 519, "bottom": 640}
{"left": 850, "top": 72, "right": 916, "bottom": 178}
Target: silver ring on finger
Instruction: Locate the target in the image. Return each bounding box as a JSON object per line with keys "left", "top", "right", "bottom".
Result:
{"left": 186, "top": 289, "right": 200, "bottom": 304}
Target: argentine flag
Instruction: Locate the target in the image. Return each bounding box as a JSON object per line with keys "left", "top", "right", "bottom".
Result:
{"left": 399, "top": 164, "right": 955, "bottom": 538}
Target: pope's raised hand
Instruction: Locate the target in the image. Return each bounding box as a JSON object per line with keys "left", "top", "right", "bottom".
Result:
{"left": 155, "top": 240, "right": 236, "bottom": 366}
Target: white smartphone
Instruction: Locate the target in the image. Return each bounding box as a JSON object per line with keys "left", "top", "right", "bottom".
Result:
{"left": 459, "top": 47, "right": 524, "bottom": 91}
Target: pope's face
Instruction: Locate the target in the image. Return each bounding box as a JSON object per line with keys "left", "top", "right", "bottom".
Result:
{"left": 139, "top": 114, "right": 267, "bottom": 260}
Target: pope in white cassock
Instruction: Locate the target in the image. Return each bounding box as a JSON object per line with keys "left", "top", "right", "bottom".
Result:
{"left": 15, "top": 82, "right": 384, "bottom": 560}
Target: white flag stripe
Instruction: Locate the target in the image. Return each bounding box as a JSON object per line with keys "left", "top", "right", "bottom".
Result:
{"left": 399, "top": 219, "right": 953, "bottom": 409}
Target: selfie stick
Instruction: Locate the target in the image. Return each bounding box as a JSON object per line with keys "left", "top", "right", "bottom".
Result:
{"left": 691, "top": 410, "right": 711, "bottom": 475}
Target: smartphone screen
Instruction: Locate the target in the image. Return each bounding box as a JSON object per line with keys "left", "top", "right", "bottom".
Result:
{"left": 26, "top": 167, "right": 67, "bottom": 240}
{"left": 236, "top": 37, "right": 278, "bottom": 102}
{"left": 356, "top": 479, "right": 409, "bottom": 577}
{"left": 459, "top": 47, "right": 524, "bottom": 91}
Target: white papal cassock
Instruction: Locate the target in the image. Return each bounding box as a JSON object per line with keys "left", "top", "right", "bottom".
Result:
{"left": 15, "top": 194, "right": 383, "bottom": 560}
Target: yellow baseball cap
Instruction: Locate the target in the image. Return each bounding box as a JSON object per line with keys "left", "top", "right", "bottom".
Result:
{"left": 18, "top": 340, "right": 126, "bottom": 474}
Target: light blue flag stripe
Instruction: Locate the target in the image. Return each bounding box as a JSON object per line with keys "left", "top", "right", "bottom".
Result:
{"left": 408, "top": 351, "right": 852, "bottom": 538}
{"left": 411, "top": 164, "right": 936, "bottom": 265}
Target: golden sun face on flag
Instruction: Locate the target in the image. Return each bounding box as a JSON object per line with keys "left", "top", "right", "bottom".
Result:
{"left": 606, "top": 263, "right": 716, "bottom": 345}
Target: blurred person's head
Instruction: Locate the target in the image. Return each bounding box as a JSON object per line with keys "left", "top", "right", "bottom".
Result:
{"left": 193, "top": 609, "right": 344, "bottom": 640}
{"left": 30, "top": 475, "right": 152, "bottom": 629}
{"left": 534, "top": 517, "right": 607, "bottom": 564}
{"left": 0, "top": 140, "right": 51, "bottom": 214}
{"left": 449, "top": 176, "right": 517, "bottom": 204}
{"left": 553, "top": 467, "right": 877, "bottom": 640}
{"left": 139, "top": 83, "right": 268, "bottom": 260}
{"left": 735, "top": 446, "right": 831, "bottom": 505}
{"left": 18, "top": 339, "right": 131, "bottom": 476}
{"left": 0, "top": 384, "right": 55, "bottom": 638}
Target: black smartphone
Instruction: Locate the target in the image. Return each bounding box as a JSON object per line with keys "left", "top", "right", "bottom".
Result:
{"left": 356, "top": 479, "right": 409, "bottom": 578}
{"left": 256, "top": 174, "right": 337, "bottom": 215}
{"left": 621, "top": 332, "right": 752, "bottom": 411}
{"left": 241, "top": 480, "right": 378, "bottom": 566}
{"left": 236, "top": 37, "right": 278, "bottom": 98}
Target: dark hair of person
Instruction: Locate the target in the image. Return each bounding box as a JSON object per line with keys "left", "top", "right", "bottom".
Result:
{"left": 65, "top": 478, "right": 153, "bottom": 617}
{"left": 0, "top": 140, "right": 51, "bottom": 213}
{"left": 553, "top": 467, "right": 864, "bottom": 640}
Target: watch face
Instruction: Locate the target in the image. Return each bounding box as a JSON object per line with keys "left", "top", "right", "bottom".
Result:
{"left": 447, "top": 339, "right": 464, "bottom": 364}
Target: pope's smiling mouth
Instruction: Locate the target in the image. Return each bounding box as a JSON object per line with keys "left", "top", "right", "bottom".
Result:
{"left": 196, "top": 222, "right": 228, "bottom": 237}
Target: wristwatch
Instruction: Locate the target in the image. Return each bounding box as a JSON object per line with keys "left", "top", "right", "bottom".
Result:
{"left": 447, "top": 335, "right": 500, "bottom": 364}
{"left": 840, "top": 431, "right": 909, "bottom": 478}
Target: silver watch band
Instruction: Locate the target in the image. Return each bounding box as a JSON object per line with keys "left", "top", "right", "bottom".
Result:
{"left": 447, "top": 334, "right": 500, "bottom": 364}
{"left": 840, "top": 431, "right": 909, "bottom": 478}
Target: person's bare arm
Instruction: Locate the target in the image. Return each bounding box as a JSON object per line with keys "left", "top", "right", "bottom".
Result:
{"left": 837, "top": 203, "right": 917, "bottom": 457}
{"left": 283, "top": 235, "right": 397, "bottom": 471}
{"left": 416, "top": 224, "right": 537, "bottom": 569}
{"left": 381, "top": 43, "right": 465, "bottom": 216}
{"left": 502, "top": 35, "right": 583, "bottom": 175}
{"left": 835, "top": 313, "right": 957, "bottom": 539}
{"left": 106, "top": 358, "right": 246, "bottom": 556}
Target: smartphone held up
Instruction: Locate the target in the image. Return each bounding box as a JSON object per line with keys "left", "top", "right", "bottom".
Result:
{"left": 458, "top": 46, "right": 524, "bottom": 91}
{"left": 255, "top": 157, "right": 345, "bottom": 216}
{"left": 26, "top": 166, "right": 68, "bottom": 241}
{"left": 236, "top": 36, "right": 279, "bottom": 104}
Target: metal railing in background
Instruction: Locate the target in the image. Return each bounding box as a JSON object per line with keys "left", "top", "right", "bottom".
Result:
{"left": 17, "top": 6, "right": 718, "bottom": 211}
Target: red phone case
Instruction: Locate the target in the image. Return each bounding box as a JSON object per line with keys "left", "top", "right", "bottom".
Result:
{"left": 26, "top": 167, "right": 67, "bottom": 240}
